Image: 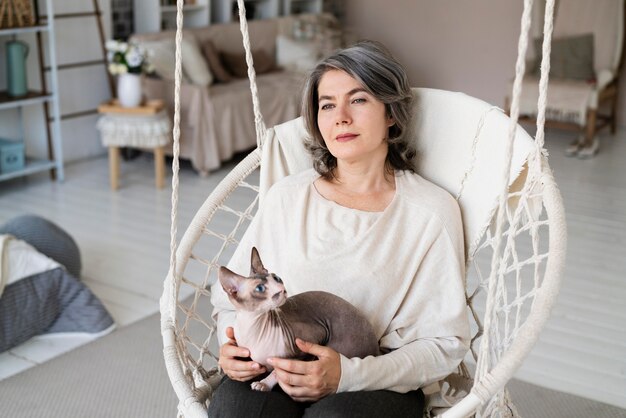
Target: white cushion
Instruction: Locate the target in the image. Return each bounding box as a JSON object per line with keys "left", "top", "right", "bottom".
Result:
{"left": 181, "top": 36, "right": 213, "bottom": 87}
{"left": 276, "top": 35, "right": 320, "bottom": 73}
{"left": 0, "top": 235, "right": 60, "bottom": 289}
{"left": 140, "top": 38, "right": 180, "bottom": 81}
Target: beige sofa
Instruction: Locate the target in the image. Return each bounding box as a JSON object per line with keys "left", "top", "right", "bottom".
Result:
{"left": 131, "top": 14, "right": 339, "bottom": 174}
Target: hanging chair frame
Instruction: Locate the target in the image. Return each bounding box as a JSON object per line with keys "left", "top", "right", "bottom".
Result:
{"left": 161, "top": 0, "right": 566, "bottom": 416}
{"left": 161, "top": 146, "right": 565, "bottom": 418}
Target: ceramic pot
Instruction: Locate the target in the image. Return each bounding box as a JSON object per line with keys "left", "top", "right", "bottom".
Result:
{"left": 117, "top": 73, "right": 142, "bottom": 107}
{"left": 6, "top": 40, "right": 29, "bottom": 97}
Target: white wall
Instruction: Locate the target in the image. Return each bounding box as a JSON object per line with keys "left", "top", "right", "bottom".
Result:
{"left": 344, "top": 0, "right": 626, "bottom": 127}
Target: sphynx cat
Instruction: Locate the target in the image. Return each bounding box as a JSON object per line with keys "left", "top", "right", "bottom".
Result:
{"left": 218, "top": 247, "right": 380, "bottom": 391}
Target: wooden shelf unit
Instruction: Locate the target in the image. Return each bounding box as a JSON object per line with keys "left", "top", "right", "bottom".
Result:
{"left": 0, "top": 91, "right": 54, "bottom": 110}
{"left": 0, "top": 0, "right": 64, "bottom": 183}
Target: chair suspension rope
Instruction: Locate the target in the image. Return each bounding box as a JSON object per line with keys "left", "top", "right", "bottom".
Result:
{"left": 165, "top": 0, "right": 185, "bottom": 321}
{"left": 533, "top": 0, "right": 556, "bottom": 162}
{"left": 476, "top": 0, "right": 536, "bottom": 385}
{"left": 475, "top": 0, "right": 556, "bottom": 402}
{"left": 236, "top": 0, "right": 268, "bottom": 148}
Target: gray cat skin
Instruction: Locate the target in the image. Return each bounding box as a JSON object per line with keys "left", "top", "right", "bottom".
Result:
{"left": 218, "top": 247, "right": 380, "bottom": 391}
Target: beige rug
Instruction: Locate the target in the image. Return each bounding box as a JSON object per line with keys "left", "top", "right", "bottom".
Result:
{"left": 1, "top": 312, "right": 624, "bottom": 418}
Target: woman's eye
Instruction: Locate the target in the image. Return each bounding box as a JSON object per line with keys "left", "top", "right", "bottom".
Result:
{"left": 320, "top": 103, "right": 334, "bottom": 110}
{"left": 352, "top": 97, "right": 366, "bottom": 104}
{"left": 255, "top": 284, "right": 266, "bottom": 293}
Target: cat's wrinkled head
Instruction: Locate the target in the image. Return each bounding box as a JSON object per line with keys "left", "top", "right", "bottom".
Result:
{"left": 218, "top": 247, "right": 287, "bottom": 313}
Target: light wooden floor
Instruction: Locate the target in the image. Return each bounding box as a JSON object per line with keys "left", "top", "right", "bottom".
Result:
{"left": 0, "top": 129, "right": 625, "bottom": 409}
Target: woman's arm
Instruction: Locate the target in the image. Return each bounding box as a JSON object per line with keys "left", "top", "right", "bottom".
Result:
{"left": 338, "top": 336, "right": 468, "bottom": 392}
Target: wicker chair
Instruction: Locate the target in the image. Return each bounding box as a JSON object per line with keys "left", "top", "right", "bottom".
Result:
{"left": 161, "top": 1, "right": 566, "bottom": 416}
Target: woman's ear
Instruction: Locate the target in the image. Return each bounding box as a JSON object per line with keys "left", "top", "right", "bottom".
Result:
{"left": 387, "top": 115, "right": 395, "bottom": 127}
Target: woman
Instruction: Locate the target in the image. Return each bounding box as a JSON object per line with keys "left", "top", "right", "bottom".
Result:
{"left": 209, "top": 40, "right": 470, "bottom": 417}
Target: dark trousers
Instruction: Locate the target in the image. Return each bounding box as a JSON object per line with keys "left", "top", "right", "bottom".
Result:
{"left": 207, "top": 377, "right": 425, "bottom": 418}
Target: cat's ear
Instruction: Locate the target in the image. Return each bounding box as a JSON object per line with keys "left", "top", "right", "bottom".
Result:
{"left": 218, "top": 266, "right": 244, "bottom": 297}
{"left": 250, "top": 247, "right": 268, "bottom": 276}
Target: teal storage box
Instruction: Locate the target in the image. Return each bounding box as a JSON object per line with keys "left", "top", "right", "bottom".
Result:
{"left": 0, "top": 138, "right": 25, "bottom": 174}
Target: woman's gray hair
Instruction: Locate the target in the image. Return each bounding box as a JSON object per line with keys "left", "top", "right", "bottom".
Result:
{"left": 302, "top": 40, "right": 416, "bottom": 179}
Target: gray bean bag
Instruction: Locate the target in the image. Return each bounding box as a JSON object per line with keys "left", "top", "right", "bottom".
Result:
{"left": 0, "top": 267, "right": 115, "bottom": 352}
{"left": 0, "top": 215, "right": 113, "bottom": 352}
{"left": 0, "top": 214, "right": 82, "bottom": 278}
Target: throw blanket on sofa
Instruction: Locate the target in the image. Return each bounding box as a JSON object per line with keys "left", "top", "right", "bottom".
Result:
{"left": 0, "top": 235, "right": 115, "bottom": 352}
{"left": 143, "top": 71, "right": 304, "bottom": 173}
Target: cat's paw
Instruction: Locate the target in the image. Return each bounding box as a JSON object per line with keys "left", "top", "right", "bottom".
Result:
{"left": 251, "top": 382, "right": 270, "bottom": 392}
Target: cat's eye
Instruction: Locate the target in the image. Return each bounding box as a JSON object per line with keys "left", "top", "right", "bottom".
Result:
{"left": 274, "top": 275, "right": 283, "bottom": 284}
{"left": 255, "top": 284, "right": 266, "bottom": 293}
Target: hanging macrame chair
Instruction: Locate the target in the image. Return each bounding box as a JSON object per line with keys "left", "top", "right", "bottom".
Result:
{"left": 162, "top": 0, "right": 566, "bottom": 416}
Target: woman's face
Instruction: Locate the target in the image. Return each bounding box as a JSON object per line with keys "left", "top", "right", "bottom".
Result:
{"left": 317, "top": 70, "right": 393, "bottom": 166}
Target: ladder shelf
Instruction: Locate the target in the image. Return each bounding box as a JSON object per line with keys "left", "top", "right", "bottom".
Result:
{"left": 0, "top": 0, "right": 63, "bottom": 183}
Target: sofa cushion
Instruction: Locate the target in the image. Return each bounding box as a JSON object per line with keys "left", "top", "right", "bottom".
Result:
{"left": 532, "top": 33, "right": 595, "bottom": 81}
{"left": 201, "top": 39, "right": 232, "bottom": 83}
{"left": 276, "top": 35, "right": 320, "bottom": 73}
{"left": 182, "top": 36, "right": 213, "bottom": 86}
{"left": 141, "top": 38, "right": 180, "bottom": 81}
{"left": 220, "top": 49, "right": 276, "bottom": 78}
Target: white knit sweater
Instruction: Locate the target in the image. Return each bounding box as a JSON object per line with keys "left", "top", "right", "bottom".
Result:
{"left": 211, "top": 168, "right": 470, "bottom": 393}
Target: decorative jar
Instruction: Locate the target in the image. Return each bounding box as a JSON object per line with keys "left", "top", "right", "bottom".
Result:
{"left": 117, "top": 73, "right": 142, "bottom": 108}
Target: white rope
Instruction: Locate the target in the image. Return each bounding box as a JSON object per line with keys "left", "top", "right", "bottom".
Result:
{"left": 166, "top": 5, "right": 268, "bottom": 302}
{"left": 475, "top": 0, "right": 532, "bottom": 390}
{"left": 477, "top": 0, "right": 536, "bottom": 379}
{"left": 475, "top": 0, "right": 557, "bottom": 407}
{"left": 236, "top": 0, "right": 268, "bottom": 148}
{"left": 455, "top": 106, "right": 502, "bottom": 202}
{"left": 164, "top": 0, "right": 184, "bottom": 330}
{"left": 529, "top": 0, "right": 556, "bottom": 177}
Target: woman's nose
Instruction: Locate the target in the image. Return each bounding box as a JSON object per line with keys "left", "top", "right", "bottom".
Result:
{"left": 335, "top": 105, "right": 351, "bottom": 125}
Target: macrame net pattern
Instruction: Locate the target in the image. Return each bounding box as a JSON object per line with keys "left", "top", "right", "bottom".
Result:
{"left": 464, "top": 156, "right": 557, "bottom": 418}
{"left": 162, "top": 0, "right": 565, "bottom": 417}
{"left": 165, "top": 149, "right": 561, "bottom": 418}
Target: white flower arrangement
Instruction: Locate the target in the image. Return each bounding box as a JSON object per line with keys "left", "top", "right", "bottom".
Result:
{"left": 105, "top": 40, "right": 153, "bottom": 75}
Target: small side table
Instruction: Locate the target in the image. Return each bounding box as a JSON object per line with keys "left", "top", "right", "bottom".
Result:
{"left": 96, "top": 100, "right": 171, "bottom": 190}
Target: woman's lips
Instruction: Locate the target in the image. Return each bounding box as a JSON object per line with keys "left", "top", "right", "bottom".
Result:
{"left": 335, "top": 133, "right": 358, "bottom": 142}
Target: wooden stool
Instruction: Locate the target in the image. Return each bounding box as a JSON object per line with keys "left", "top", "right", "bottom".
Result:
{"left": 96, "top": 100, "right": 171, "bottom": 190}
{"left": 106, "top": 145, "right": 166, "bottom": 190}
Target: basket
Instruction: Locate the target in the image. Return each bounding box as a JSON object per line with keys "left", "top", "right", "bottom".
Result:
{"left": 0, "top": 0, "right": 34, "bottom": 29}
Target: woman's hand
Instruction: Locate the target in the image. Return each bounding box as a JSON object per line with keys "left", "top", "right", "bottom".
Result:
{"left": 269, "top": 338, "right": 341, "bottom": 402}
{"left": 218, "top": 327, "right": 266, "bottom": 382}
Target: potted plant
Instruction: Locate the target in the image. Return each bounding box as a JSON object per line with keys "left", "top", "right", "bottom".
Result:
{"left": 105, "top": 40, "right": 152, "bottom": 107}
